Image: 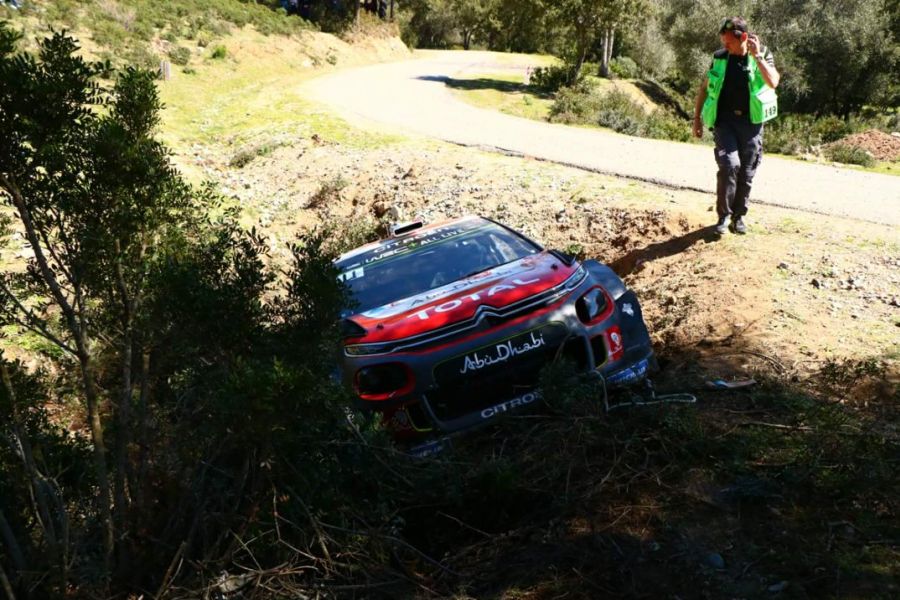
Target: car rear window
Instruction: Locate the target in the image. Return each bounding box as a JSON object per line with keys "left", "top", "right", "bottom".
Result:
{"left": 336, "top": 220, "right": 539, "bottom": 313}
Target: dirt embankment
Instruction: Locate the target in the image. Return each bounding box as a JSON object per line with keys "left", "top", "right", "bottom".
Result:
{"left": 190, "top": 125, "right": 900, "bottom": 387}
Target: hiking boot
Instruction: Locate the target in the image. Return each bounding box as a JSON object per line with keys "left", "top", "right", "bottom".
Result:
{"left": 731, "top": 217, "right": 747, "bottom": 234}
{"left": 714, "top": 217, "right": 729, "bottom": 235}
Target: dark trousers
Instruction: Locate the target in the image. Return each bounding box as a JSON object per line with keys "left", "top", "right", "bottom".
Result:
{"left": 713, "top": 114, "right": 764, "bottom": 219}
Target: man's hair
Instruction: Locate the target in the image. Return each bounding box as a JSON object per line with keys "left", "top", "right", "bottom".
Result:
{"left": 719, "top": 16, "right": 748, "bottom": 37}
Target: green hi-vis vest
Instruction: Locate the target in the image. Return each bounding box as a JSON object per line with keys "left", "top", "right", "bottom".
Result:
{"left": 701, "top": 52, "right": 778, "bottom": 127}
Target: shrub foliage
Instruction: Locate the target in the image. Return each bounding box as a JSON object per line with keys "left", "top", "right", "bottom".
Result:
{"left": 0, "top": 25, "right": 405, "bottom": 597}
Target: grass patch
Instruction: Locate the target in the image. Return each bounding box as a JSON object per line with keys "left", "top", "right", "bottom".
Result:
{"left": 228, "top": 139, "right": 288, "bottom": 168}
{"left": 155, "top": 28, "right": 403, "bottom": 167}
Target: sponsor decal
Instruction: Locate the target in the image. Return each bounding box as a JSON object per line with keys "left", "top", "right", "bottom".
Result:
{"left": 408, "top": 277, "right": 540, "bottom": 321}
{"left": 480, "top": 390, "right": 542, "bottom": 419}
{"left": 338, "top": 267, "right": 364, "bottom": 282}
{"left": 622, "top": 303, "right": 634, "bottom": 317}
{"left": 460, "top": 331, "right": 546, "bottom": 374}
{"left": 433, "top": 323, "right": 568, "bottom": 385}
{"left": 408, "top": 437, "right": 451, "bottom": 458}
{"left": 606, "top": 358, "right": 650, "bottom": 385}
{"left": 605, "top": 326, "right": 624, "bottom": 361}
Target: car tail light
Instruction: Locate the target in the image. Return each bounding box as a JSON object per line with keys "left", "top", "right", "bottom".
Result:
{"left": 354, "top": 364, "right": 414, "bottom": 401}
{"left": 576, "top": 287, "right": 610, "bottom": 324}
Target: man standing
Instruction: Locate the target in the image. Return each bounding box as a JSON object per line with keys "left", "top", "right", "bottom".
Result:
{"left": 693, "top": 17, "right": 780, "bottom": 235}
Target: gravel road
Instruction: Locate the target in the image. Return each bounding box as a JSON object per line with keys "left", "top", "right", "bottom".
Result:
{"left": 305, "top": 50, "right": 900, "bottom": 227}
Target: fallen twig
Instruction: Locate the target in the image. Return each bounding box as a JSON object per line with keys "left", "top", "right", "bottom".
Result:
{"left": 319, "top": 522, "right": 461, "bottom": 577}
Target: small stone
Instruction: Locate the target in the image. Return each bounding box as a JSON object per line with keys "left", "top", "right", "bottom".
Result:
{"left": 777, "top": 262, "right": 789, "bottom": 270}
{"left": 704, "top": 553, "right": 725, "bottom": 569}
{"left": 811, "top": 278, "right": 822, "bottom": 289}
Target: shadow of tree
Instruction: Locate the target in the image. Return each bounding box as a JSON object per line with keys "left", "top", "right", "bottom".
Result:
{"left": 415, "top": 75, "right": 554, "bottom": 100}
{"left": 631, "top": 80, "right": 692, "bottom": 120}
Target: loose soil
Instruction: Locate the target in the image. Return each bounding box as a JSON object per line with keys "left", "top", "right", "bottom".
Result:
{"left": 828, "top": 129, "right": 900, "bottom": 162}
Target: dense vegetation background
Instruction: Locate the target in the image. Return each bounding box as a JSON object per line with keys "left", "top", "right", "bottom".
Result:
{"left": 400, "top": 0, "right": 900, "bottom": 164}
{"left": 401, "top": 0, "right": 900, "bottom": 115}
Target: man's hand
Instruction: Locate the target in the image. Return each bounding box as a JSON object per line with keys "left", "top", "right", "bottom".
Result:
{"left": 692, "top": 117, "right": 704, "bottom": 139}
{"left": 747, "top": 34, "right": 762, "bottom": 56}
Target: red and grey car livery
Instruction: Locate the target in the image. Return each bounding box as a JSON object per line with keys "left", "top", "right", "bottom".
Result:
{"left": 335, "top": 216, "right": 656, "bottom": 440}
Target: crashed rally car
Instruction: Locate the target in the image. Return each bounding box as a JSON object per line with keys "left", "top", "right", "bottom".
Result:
{"left": 334, "top": 216, "right": 656, "bottom": 440}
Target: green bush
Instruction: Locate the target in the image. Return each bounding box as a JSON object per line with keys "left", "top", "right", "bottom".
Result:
{"left": 548, "top": 81, "right": 603, "bottom": 123}
{"left": 550, "top": 85, "right": 690, "bottom": 142}
{"left": 644, "top": 110, "right": 692, "bottom": 142}
{"left": 167, "top": 45, "right": 192, "bottom": 66}
{"left": 764, "top": 113, "right": 878, "bottom": 155}
{"left": 609, "top": 56, "right": 640, "bottom": 79}
{"left": 595, "top": 89, "right": 647, "bottom": 134}
{"left": 210, "top": 44, "right": 227, "bottom": 59}
{"left": 824, "top": 143, "right": 876, "bottom": 167}
{"left": 812, "top": 115, "right": 856, "bottom": 144}
{"left": 530, "top": 64, "right": 578, "bottom": 93}
{"left": 887, "top": 112, "right": 900, "bottom": 132}
{"left": 764, "top": 114, "right": 814, "bottom": 155}
{"left": 123, "top": 44, "right": 160, "bottom": 69}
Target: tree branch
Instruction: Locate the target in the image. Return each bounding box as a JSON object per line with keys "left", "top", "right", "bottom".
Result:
{"left": 0, "top": 282, "right": 78, "bottom": 356}
{"left": 0, "top": 174, "right": 85, "bottom": 357}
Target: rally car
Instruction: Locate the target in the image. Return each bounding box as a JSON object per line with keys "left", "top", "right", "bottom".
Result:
{"left": 334, "top": 216, "right": 656, "bottom": 441}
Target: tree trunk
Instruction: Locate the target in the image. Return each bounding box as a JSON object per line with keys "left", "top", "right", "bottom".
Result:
{"left": 82, "top": 357, "right": 114, "bottom": 576}
{"left": 1, "top": 362, "right": 68, "bottom": 591}
{"left": 0, "top": 175, "right": 114, "bottom": 572}
{"left": 599, "top": 28, "right": 611, "bottom": 78}
{"left": 0, "top": 508, "right": 25, "bottom": 578}
{"left": 0, "top": 561, "right": 16, "bottom": 600}
{"left": 133, "top": 350, "right": 151, "bottom": 519}
{"left": 571, "top": 25, "right": 588, "bottom": 84}
{"left": 608, "top": 29, "right": 615, "bottom": 72}
{"left": 114, "top": 327, "right": 133, "bottom": 573}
